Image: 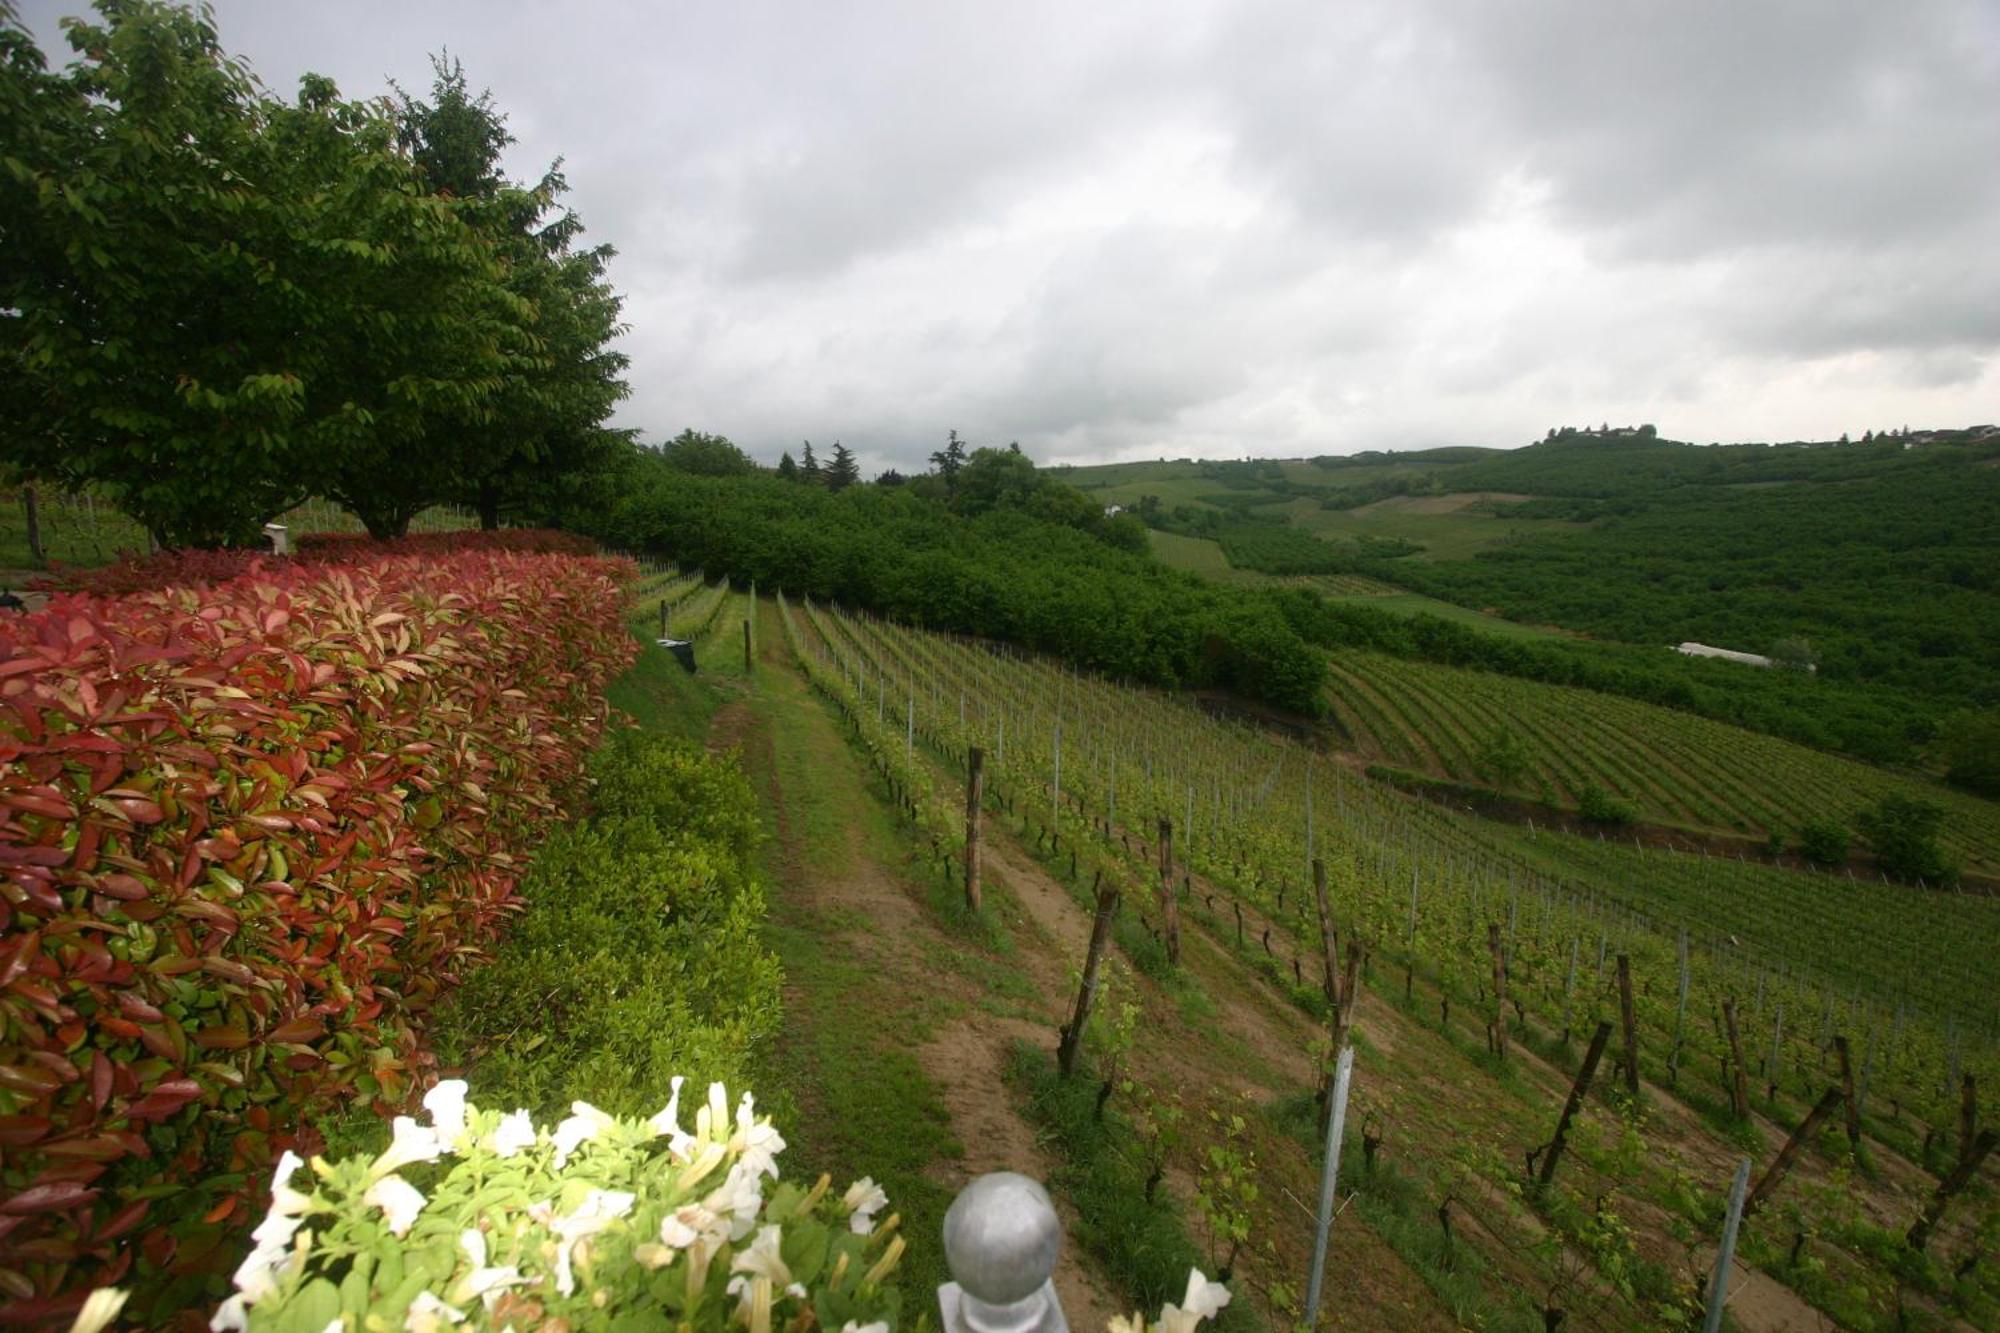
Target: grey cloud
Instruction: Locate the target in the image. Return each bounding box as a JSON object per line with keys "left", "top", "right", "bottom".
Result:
{"left": 12, "top": 0, "right": 1999, "bottom": 465}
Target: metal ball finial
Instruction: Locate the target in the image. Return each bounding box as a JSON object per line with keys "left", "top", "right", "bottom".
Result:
{"left": 939, "top": 1173, "right": 1067, "bottom": 1333}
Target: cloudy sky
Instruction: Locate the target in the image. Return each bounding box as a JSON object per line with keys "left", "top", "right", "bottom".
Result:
{"left": 18, "top": 1, "right": 2000, "bottom": 474}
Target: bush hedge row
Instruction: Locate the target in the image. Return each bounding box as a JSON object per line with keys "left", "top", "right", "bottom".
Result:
{"left": 0, "top": 547, "right": 633, "bottom": 1320}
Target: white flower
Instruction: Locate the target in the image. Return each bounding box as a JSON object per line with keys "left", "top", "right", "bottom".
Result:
{"left": 68, "top": 1288, "right": 130, "bottom": 1333}
{"left": 448, "top": 1235, "right": 527, "bottom": 1309}
{"left": 364, "top": 1175, "right": 427, "bottom": 1238}
{"left": 209, "top": 1295, "right": 248, "bottom": 1333}
{"left": 727, "top": 1224, "right": 807, "bottom": 1304}
{"left": 403, "top": 1290, "right": 465, "bottom": 1331}
{"left": 230, "top": 1202, "right": 306, "bottom": 1302}
{"left": 269, "top": 1151, "right": 312, "bottom": 1216}
{"left": 1156, "top": 1269, "right": 1230, "bottom": 1333}
{"left": 549, "top": 1189, "right": 636, "bottom": 1296}
{"left": 421, "top": 1080, "right": 469, "bottom": 1150}
{"left": 658, "top": 1201, "right": 725, "bottom": 1250}
{"left": 839, "top": 1323, "right": 889, "bottom": 1333}
{"left": 550, "top": 1101, "right": 615, "bottom": 1168}
{"left": 695, "top": 1082, "right": 732, "bottom": 1144}
{"left": 371, "top": 1116, "right": 443, "bottom": 1178}
{"left": 484, "top": 1109, "right": 536, "bottom": 1159}
{"left": 1106, "top": 1315, "right": 1146, "bottom": 1333}
{"left": 732, "top": 1092, "right": 786, "bottom": 1180}
{"left": 842, "top": 1177, "right": 888, "bottom": 1235}
{"left": 1180, "top": 1270, "right": 1230, "bottom": 1322}
{"left": 703, "top": 1160, "right": 767, "bottom": 1240}
{"left": 648, "top": 1075, "right": 695, "bottom": 1156}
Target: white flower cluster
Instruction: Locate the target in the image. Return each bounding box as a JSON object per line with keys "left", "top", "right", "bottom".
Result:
{"left": 196, "top": 1074, "right": 880, "bottom": 1333}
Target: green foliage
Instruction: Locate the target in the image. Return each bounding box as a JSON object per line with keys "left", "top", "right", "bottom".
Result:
{"left": 1795, "top": 817, "right": 1851, "bottom": 865}
{"left": 1577, "top": 783, "right": 1637, "bottom": 826}
{"left": 825, "top": 442, "right": 860, "bottom": 492}
{"left": 431, "top": 734, "right": 780, "bottom": 1121}
{"left": 1473, "top": 726, "right": 1530, "bottom": 790}
{"left": 0, "top": 7, "right": 628, "bottom": 544}
{"left": 661, "top": 428, "right": 759, "bottom": 478}
{"left": 1856, "top": 794, "right": 1960, "bottom": 886}
{"left": 1404, "top": 437, "right": 2000, "bottom": 715}
{"left": 1006, "top": 1043, "right": 1257, "bottom": 1332}
{"left": 1943, "top": 710, "right": 2000, "bottom": 797}
{"left": 583, "top": 461, "right": 1329, "bottom": 714}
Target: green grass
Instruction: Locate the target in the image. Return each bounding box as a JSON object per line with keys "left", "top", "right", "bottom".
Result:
{"left": 1322, "top": 591, "right": 1571, "bottom": 641}
{"left": 1148, "top": 528, "right": 1235, "bottom": 575}
{"left": 1288, "top": 492, "right": 1580, "bottom": 561}
{"left": 1007, "top": 1042, "right": 1263, "bottom": 1333}
{"left": 743, "top": 642, "right": 974, "bottom": 1301}
{"left": 0, "top": 487, "right": 479, "bottom": 573}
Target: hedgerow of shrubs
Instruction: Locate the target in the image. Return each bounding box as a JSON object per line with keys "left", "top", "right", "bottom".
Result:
{"left": 0, "top": 547, "right": 633, "bottom": 1321}
{"left": 427, "top": 732, "right": 782, "bottom": 1121}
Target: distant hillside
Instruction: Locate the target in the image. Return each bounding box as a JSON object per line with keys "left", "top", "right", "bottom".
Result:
{"left": 1067, "top": 429, "right": 2000, "bottom": 760}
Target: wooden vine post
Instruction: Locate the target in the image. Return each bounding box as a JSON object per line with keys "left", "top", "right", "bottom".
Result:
{"left": 1908, "top": 1129, "right": 1998, "bottom": 1251}
{"left": 964, "top": 747, "right": 984, "bottom": 911}
{"left": 1058, "top": 881, "right": 1121, "bottom": 1078}
{"left": 1723, "top": 999, "right": 1751, "bottom": 1119}
{"left": 1158, "top": 818, "right": 1180, "bottom": 964}
{"left": 1312, "top": 859, "right": 1340, "bottom": 1012}
{"left": 1834, "top": 1034, "right": 1862, "bottom": 1148}
{"left": 1533, "top": 1020, "right": 1613, "bottom": 1187}
{"left": 1488, "top": 922, "right": 1509, "bottom": 1061}
{"left": 1616, "top": 953, "right": 1639, "bottom": 1098}
{"left": 1958, "top": 1073, "right": 1977, "bottom": 1167}
{"left": 1745, "top": 1087, "right": 1846, "bottom": 1217}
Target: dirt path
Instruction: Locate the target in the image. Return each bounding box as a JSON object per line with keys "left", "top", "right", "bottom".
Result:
{"left": 715, "top": 662, "right": 1126, "bottom": 1333}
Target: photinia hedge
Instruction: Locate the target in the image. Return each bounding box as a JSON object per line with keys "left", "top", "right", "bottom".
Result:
{"left": 0, "top": 548, "right": 635, "bottom": 1322}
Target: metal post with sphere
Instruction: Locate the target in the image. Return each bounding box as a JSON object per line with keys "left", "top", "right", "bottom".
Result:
{"left": 938, "top": 1172, "right": 1069, "bottom": 1333}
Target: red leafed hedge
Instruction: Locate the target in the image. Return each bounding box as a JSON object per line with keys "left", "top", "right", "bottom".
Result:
{"left": 30, "top": 528, "right": 602, "bottom": 599}
{"left": 0, "top": 548, "right": 636, "bottom": 1319}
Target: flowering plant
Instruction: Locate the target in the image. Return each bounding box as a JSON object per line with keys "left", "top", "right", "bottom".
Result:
{"left": 198, "top": 1078, "right": 905, "bottom": 1331}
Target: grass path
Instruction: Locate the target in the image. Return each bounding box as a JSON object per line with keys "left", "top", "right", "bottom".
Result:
{"left": 719, "top": 632, "right": 1126, "bottom": 1329}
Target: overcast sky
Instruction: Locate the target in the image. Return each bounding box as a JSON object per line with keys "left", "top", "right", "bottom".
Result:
{"left": 18, "top": 1, "right": 2000, "bottom": 474}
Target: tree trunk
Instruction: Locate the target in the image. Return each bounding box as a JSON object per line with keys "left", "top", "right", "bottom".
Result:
{"left": 477, "top": 484, "right": 502, "bottom": 531}
{"left": 1907, "top": 1129, "right": 1996, "bottom": 1251}
{"left": 1057, "top": 885, "right": 1120, "bottom": 1078}
{"left": 22, "top": 485, "right": 44, "bottom": 566}
{"left": 1489, "top": 922, "right": 1509, "bottom": 1061}
{"left": 1746, "top": 1087, "right": 1845, "bottom": 1217}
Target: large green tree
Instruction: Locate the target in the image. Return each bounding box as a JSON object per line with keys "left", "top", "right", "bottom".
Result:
{"left": 388, "top": 55, "right": 632, "bottom": 531}
{"left": 0, "top": 3, "right": 519, "bottom": 545}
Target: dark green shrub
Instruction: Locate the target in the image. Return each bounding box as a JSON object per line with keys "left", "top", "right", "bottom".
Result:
{"left": 1795, "top": 818, "right": 1851, "bottom": 865}
{"left": 1578, "top": 783, "right": 1638, "bottom": 826}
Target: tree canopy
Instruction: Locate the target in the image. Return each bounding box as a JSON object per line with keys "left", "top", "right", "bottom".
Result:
{"left": 0, "top": 3, "right": 629, "bottom": 544}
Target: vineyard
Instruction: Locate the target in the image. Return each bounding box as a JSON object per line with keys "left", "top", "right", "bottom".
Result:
{"left": 1325, "top": 647, "right": 2000, "bottom": 876}
{"left": 766, "top": 591, "right": 1998, "bottom": 1331}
